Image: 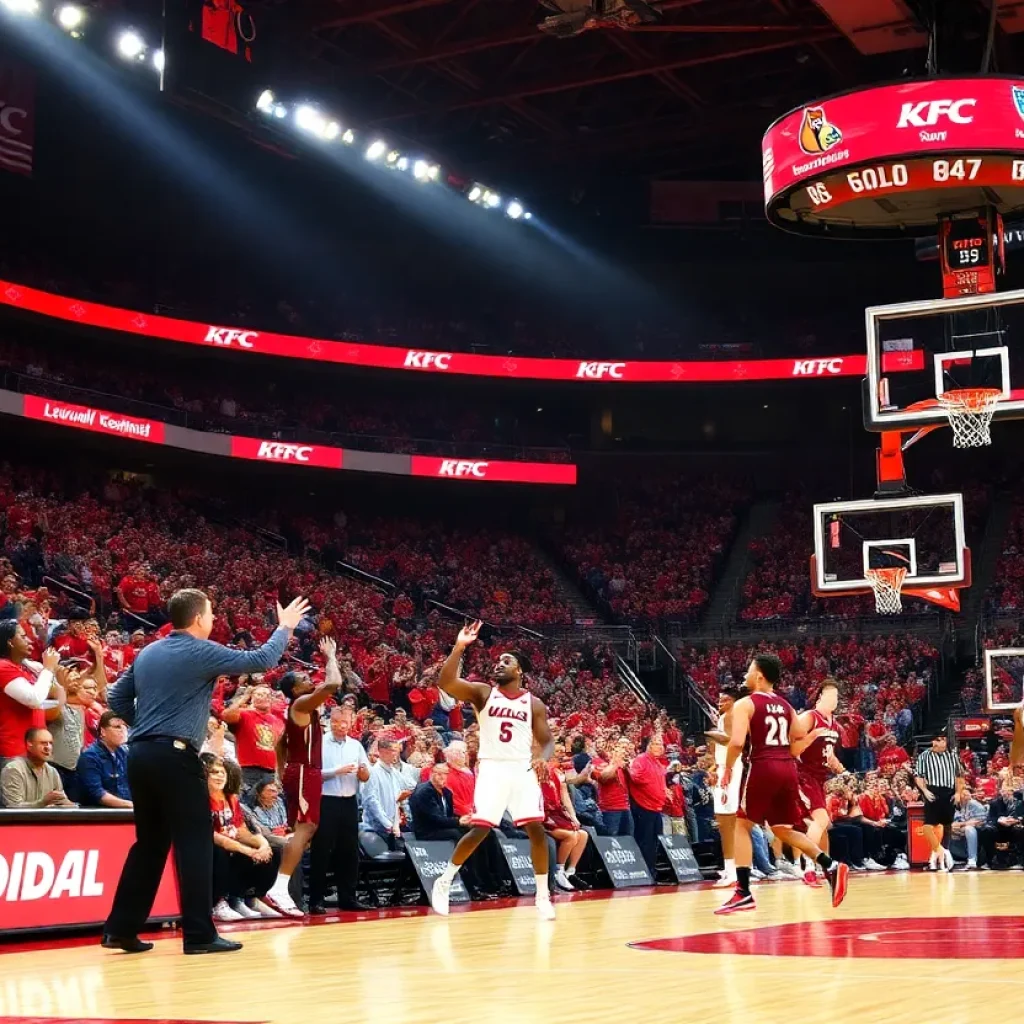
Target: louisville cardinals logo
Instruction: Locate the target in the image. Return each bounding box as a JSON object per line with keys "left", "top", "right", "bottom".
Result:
{"left": 799, "top": 106, "right": 843, "bottom": 155}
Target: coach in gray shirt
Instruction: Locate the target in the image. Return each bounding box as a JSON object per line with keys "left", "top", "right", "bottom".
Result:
{"left": 102, "top": 587, "right": 309, "bottom": 956}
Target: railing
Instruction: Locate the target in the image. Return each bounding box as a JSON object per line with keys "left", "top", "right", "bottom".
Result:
{"left": 615, "top": 655, "right": 650, "bottom": 704}
{"left": 335, "top": 561, "right": 397, "bottom": 595}
{"left": 41, "top": 575, "right": 99, "bottom": 617}
{"left": 5, "top": 370, "right": 571, "bottom": 463}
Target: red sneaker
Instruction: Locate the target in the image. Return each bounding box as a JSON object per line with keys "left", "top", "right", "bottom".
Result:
{"left": 714, "top": 890, "right": 756, "bottom": 916}
{"left": 802, "top": 870, "right": 822, "bottom": 889}
{"left": 826, "top": 862, "right": 849, "bottom": 908}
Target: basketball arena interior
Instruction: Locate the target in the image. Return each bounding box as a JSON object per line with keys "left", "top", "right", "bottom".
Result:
{"left": 4, "top": 1, "right": 1024, "bottom": 1022}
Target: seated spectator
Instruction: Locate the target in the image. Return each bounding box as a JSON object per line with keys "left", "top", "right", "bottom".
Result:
{"left": 243, "top": 778, "right": 291, "bottom": 852}
{"left": 361, "top": 737, "right": 418, "bottom": 848}
{"left": 952, "top": 788, "right": 988, "bottom": 869}
{"left": 202, "top": 715, "right": 237, "bottom": 761}
{"left": 205, "top": 755, "right": 280, "bottom": 920}
{"left": 980, "top": 784, "right": 1024, "bottom": 869}
{"left": 76, "top": 710, "right": 132, "bottom": 808}
{"left": 409, "top": 762, "right": 468, "bottom": 842}
{"left": 0, "top": 727, "right": 76, "bottom": 808}
{"left": 536, "top": 758, "right": 590, "bottom": 891}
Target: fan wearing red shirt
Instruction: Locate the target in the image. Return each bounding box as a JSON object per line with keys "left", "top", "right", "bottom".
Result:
{"left": 54, "top": 613, "right": 91, "bottom": 659}
{"left": 592, "top": 739, "right": 632, "bottom": 837}
{"left": 0, "top": 625, "right": 64, "bottom": 761}
{"left": 877, "top": 735, "right": 911, "bottom": 775}
{"left": 628, "top": 735, "right": 668, "bottom": 874}
{"left": 221, "top": 684, "right": 285, "bottom": 791}
{"left": 117, "top": 567, "right": 161, "bottom": 619}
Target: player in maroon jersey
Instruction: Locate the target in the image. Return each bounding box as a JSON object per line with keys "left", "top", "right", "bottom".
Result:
{"left": 791, "top": 679, "right": 843, "bottom": 888}
{"left": 716, "top": 654, "right": 849, "bottom": 915}
{"left": 263, "top": 637, "right": 341, "bottom": 916}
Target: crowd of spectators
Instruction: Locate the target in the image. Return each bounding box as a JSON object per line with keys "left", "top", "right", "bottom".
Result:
{"left": 557, "top": 476, "right": 749, "bottom": 626}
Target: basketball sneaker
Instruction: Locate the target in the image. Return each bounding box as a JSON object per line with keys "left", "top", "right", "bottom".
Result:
{"left": 802, "top": 869, "right": 822, "bottom": 888}
{"left": 944, "top": 849, "right": 955, "bottom": 871}
{"left": 712, "top": 870, "right": 736, "bottom": 889}
{"left": 228, "top": 898, "right": 261, "bottom": 919}
{"left": 928, "top": 851, "right": 939, "bottom": 871}
{"left": 535, "top": 896, "right": 556, "bottom": 921}
{"left": 430, "top": 876, "right": 452, "bottom": 916}
{"left": 263, "top": 886, "right": 304, "bottom": 918}
{"left": 213, "top": 900, "right": 244, "bottom": 922}
{"left": 714, "top": 890, "right": 756, "bottom": 915}
{"left": 825, "top": 862, "right": 849, "bottom": 908}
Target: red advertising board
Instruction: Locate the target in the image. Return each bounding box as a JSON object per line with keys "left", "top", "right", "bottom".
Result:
{"left": 0, "top": 278, "right": 924, "bottom": 384}
{"left": 410, "top": 456, "right": 577, "bottom": 485}
{"left": 230, "top": 436, "right": 344, "bottom": 470}
{"left": 0, "top": 820, "right": 179, "bottom": 931}
{"left": 23, "top": 395, "right": 165, "bottom": 444}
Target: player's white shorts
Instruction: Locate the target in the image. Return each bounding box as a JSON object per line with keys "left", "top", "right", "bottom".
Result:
{"left": 470, "top": 759, "right": 544, "bottom": 828}
{"left": 714, "top": 764, "right": 743, "bottom": 815}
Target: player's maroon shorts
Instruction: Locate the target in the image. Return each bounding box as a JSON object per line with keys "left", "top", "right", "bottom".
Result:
{"left": 798, "top": 773, "right": 828, "bottom": 816}
{"left": 282, "top": 763, "right": 322, "bottom": 827}
{"left": 740, "top": 759, "right": 804, "bottom": 827}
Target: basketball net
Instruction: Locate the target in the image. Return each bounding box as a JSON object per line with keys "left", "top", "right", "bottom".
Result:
{"left": 865, "top": 567, "right": 907, "bottom": 615}
{"left": 936, "top": 387, "right": 1001, "bottom": 448}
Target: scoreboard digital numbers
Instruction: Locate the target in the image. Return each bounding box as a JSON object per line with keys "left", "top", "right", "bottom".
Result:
{"left": 938, "top": 213, "right": 996, "bottom": 298}
{"left": 762, "top": 79, "right": 1024, "bottom": 238}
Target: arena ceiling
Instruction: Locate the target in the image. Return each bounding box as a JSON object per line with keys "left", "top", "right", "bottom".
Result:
{"left": 258, "top": 0, "right": 1024, "bottom": 181}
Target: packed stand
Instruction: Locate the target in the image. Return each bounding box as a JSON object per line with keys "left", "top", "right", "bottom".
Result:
{"left": 556, "top": 476, "right": 749, "bottom": 626}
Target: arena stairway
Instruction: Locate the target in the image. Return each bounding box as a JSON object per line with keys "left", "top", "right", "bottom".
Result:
{"left": 699, "top": 499, "right": 780, "bottom": 632}
{"left": 534, "top": 546, "right": 607, "bottom": 626}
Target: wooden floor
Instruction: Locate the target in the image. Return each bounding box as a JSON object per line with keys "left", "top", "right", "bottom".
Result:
{"left": 2, "top": 872, "right": 1023, "bottom": 1024}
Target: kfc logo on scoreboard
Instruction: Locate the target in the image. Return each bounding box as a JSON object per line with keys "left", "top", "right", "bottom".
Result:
{"left": 439, "top": 460, "right": 489, "bottom": 478}
{"left": 896, "top": 98, "right": 976, "bottom": 128}
{"left": 256, "top": 442, "right": 313, "bottom": 462}
{"left": 404, "top": 350, "right": 452, "bottom": 370}
{"left": 576, "top": 362, "right": 625, "bottom": 380}
{"left": 205, "top": 327, "right": 258, "bottom": 349}
{"left": 792, "top": 358, "right": 843, "bottom": 376}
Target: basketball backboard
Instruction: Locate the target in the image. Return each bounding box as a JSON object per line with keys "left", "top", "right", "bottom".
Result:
{"left": 811, "top": 492, "right": 968, "bottom": 597}
{"left": 984, "top": 648, "right": 1024, "bottom": 711}
{"left": 863, "top": 287, "right": 1024, "bottom": 433}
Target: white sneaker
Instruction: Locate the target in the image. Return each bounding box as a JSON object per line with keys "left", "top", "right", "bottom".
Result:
{"left": 764, "top": 870, "right": 786, "bottom": 882}
{"left": 430, "top": 876, "right": 452, "bottom": 916}
{"left": 535, "top": 897, "right": 556, "bottom": 921}
{"left": 554, "top": 868, "right": 574, "bottom": 892}
{"left": 229, "top": 898, "right": 261, "bottom": 919}
{"left": 894, "top": 855, "right": 910, "bottom": 871}
{"left": 750, "top": 868, "right": 766, "bottom": 880}
{"left": 928, "top": 852, "right": 938, "bottom": 871}
{"left": 264, "top": 886, "right": 304, "bottom": 918}
{"left": 712, "top": 872, "right": 736, "bottom": 888}
{"left": 863, "top": 858, "right": 886, "bottom": 871}
{"left": 966, "top": 859, "right": 977, "bottom": 870}
{"left": 944, "top": 849, "right": 954, "bottom": 871}
{"left": 248, "top": 898, "right": 283, "bottom": 918}
{"left": 213, "top": 899, "right": 244, "bottom": 922}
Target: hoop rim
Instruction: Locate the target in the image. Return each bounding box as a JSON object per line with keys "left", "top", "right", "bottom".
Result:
{"left": 936, "top": 386, "right": 1004, "bottom": 411}
{"left": 809, "top": 548, "right": 972, "bottom": 603}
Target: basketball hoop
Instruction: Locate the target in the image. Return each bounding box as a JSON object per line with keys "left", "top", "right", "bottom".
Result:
{"left": 936, "top": 387, "right": 1002, "bottom": 448}
{"left": 865, "top": 567, "right": 907, "bottom": 615}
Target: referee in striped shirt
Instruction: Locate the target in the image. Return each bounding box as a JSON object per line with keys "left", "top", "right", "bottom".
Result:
{"left": 914, "top": 733, "right": 964, "bottom": 871}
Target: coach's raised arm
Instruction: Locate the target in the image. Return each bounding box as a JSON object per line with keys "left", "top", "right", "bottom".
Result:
{"left": 102, "top": 587, "right": 309, "bottom": 957}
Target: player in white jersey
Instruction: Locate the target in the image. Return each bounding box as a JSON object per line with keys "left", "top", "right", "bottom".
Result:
{"left": 707, "top": 688, "right": 743, "bottom": 888}
{"left": 430, "top": 620, "right": 555, "bottom": 920}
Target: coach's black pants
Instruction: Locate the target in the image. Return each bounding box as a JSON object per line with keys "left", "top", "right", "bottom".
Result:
{"left": 105, "top": 740, "right": 217, "bottom": 946}
{"left": 309, "top": 795, "right": 362, "bottom": 907}
{"left": 632, "top": 806, "right": 662, "bottom": 874}
{"left": 828, "top": 822, "right": 864, "bottom": 866}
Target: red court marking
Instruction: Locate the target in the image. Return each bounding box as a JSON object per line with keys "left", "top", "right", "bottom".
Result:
{"left": 631, "top": 916, "right": 1024, "bottom": 959}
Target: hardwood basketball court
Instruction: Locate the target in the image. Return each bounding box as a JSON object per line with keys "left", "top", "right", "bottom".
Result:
{"left": 1, "top": 873, "right": 1020, "bottom": 1024}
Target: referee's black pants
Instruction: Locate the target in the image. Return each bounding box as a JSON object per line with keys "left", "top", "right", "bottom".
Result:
{"left": 105, "top": 740, "right": 217, "bottom": 946}
{"left": 308, "top": 795, "right": 361, "bottom": 908}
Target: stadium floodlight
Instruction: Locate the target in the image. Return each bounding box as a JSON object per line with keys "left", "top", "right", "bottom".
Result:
{"left": 2, "top": 0, "right": 40, "bottom": 15}
{"left": 413, "top": 159, "right": 430, "bottom": 181}
{"left": 506, "top": 200, "right": 524, "bottom": 220}
{"left": 324, "top": 121, "right": 340, "bottom": 141}
{"left": 396, "top": 156, "right": 409, "bottom": 171}
{"left": 256, "top": 89, "right": 275, "bottom": 114}
{"left": 117, "top": 30, "right": 146, "bottom": 60}
{"left": 56, "top": 4, "right": 83, "bottom": 30}
{"left": 524, "top": 211, "right": 533, "bottom": 220}
{"left": 483, "top": 190, "right": 501, "bottom": 209}
{"left": 152, "top": 49, "right": 165, "bottom": 72}
{"left": 385, "top": 149, "right": 400, "bottom": 165}
{"left": 295, "top": 104, "right": 328, "bottom": 138}
{"left": 365, "top": 139, "right": 387, "bottom": 161}
{"left": 342, "top": 129, "right": 355, "bottom": 144}
{"left": 467, "top": 185, "right": 482, "bottom": 202}
{"left": 273, "top": 104, "right": 287, "bottom": 119}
